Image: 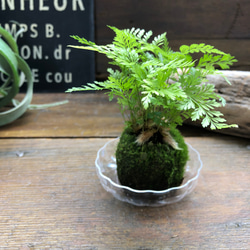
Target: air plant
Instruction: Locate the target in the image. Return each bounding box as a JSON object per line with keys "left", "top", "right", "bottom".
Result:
{"left": 0, "top": 25, "right": 68, "bottom": 126}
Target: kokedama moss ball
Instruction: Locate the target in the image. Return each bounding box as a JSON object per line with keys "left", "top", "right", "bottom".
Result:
{"left": 116, "top": 127, "right": 189, "bottom": 190}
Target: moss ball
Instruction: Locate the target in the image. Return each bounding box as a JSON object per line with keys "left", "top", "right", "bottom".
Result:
{"left": 116, "top": 127, "right": 189, "bottom": 190}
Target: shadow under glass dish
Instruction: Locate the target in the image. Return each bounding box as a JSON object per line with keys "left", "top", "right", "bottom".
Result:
{"left": 95, "top": 138, "right": 203, "bottom": 207}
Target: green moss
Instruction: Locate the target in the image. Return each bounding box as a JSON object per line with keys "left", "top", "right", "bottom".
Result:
{"left": 116, "top": 127, "right": 189, "bottom": 190}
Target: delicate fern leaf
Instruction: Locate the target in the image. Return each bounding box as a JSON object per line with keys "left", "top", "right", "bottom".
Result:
{"left": 67, "top": 45, "right": 99, "bottom": 52}
{"left": 152, "top": 33, "right": 167, "bottom": 46}
{"left": 136, "top": 28, "right": 146, "bottom": 39}
{"left": 179, "top": 45, "right": 189, "bottom": 54}
{"left": 178, "top": 98, "right": 196, "bottom": 110}
{"left": 142, "top": 30, "right": 153, "bottom": 42}
{"left": 70, "top": 35, "right": 96, "bottom": 46}
{"left": 201, "top": 115, "right": 210, "bottom": 127}
{"left": 197, "top": 53, "right": 237, "bottom": 71}
{"left": 108, "top": 26, "right": 137, "bottom": 49}
{"left": 161, "top": 84, "right": 187, "bottom": 100}
{"left": 66, "top": 87, "right": 86, "bottom": 93}
{"left": 142, "top": 93, "right": 152, "bottom": 109}
{"left": 180, "top": 43, "right": 226, "bottom": 55}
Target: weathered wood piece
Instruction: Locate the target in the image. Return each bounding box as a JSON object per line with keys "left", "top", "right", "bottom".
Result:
{"left": 0, "top": 136, "right": 249, "bottom": 249}
{"left": 185, "top": 70, "right": 250, "bottom": 138}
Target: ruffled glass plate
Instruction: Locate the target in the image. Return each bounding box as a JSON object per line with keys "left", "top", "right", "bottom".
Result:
{"left": 95, "top": 138, "right": 203, "bottom": 207}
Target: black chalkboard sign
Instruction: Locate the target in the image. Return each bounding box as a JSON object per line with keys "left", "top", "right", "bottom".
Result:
{"left": 0, "top": 0, "right": 95, "bottom": 92}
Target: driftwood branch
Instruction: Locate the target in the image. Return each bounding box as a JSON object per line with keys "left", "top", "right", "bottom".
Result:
{"left": 185, "top": 70, "right": 250, "bottom": 138}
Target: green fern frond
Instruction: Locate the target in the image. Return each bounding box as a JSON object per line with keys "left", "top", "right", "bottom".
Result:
{"left": 152, "top": 33, "right": 167, "bottom": 46}
{"left": 68, "top": 26, "right": 238, "bottom": 130}
{"left": 180, "top": 43, "right": 225, "bottom": 55}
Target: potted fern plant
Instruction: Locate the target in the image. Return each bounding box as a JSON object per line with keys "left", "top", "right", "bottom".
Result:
{"left": 67, "top": 26, "right": 237, "bottom": 206}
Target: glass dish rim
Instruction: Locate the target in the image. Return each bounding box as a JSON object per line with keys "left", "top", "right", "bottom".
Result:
{"left": 95, "top": 138, "right": 203, "bottom": 194}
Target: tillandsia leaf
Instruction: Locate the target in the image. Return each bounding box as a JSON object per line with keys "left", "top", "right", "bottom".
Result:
{"left": 0, "top": 26, "right": 68, "bottom": 126}
{"left": 0, "top": 30, "right": 20, "bottom": 108}
{"left": 68, "top": 26, "right": 238, "bottom": 132}
{"left": 12, "top": 99, "right": 69, "bottom": 110}
{"left": 6, "top": 21, "right": 26, "bottom": 42}
{"left": 0, "top": 54, "right": 33, "bottom": 126}
{"left": 0, "top": 26, "right": 19, "bottom": 53}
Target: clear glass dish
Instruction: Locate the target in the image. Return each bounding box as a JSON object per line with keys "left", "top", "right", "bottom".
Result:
{"left": 95, "top": 138, "right": 203, "bottom": 207}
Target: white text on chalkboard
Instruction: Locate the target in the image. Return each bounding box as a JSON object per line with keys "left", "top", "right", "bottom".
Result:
{"left": 1, "top": 0, "right": 85, "bottom": 11}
